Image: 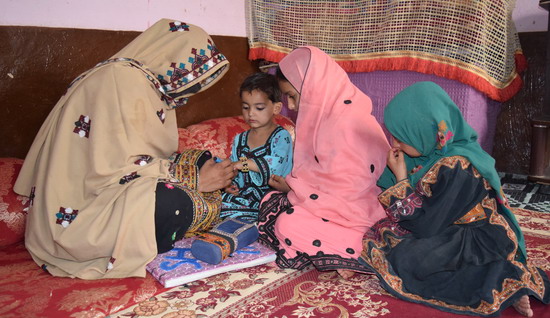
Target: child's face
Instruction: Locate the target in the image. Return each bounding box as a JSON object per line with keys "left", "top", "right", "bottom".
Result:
{"left": 391, "top": 136, "right": 422, "bottom": 157}
{"left": 241, "top": 89, "right": 281, "bottom": 129}
{"left": 278, "top": 79, "right": 300, "bottom": 112}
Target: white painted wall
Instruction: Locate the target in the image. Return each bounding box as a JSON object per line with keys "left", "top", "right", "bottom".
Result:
{"left": 0, "top": 0, "right": 247, "bottom": 36}
{"left": 513, "top": 0, "right": 549, "bottom": 32}
{"left": 0, "top": 0, "right": 547, "bottom": 35}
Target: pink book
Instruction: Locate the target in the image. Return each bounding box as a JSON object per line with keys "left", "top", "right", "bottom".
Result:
{"left": 146, "top": 238, "right": 276, "bottom": 288}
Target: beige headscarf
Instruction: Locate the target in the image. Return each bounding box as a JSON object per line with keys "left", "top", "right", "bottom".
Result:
{"left": 14, "top": 19, "right": 229, "bottom": 279}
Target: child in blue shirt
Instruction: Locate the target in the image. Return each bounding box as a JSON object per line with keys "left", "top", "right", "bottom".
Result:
{"left": 221, "top": 72, "right": 293, "bottom": 221}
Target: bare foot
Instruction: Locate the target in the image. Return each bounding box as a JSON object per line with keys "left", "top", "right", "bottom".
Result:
{"left": 337, "top": 269, "right": 355, "bottom": 279}
{"left": 513, "top": 295, "right": 533, "bottom": 317}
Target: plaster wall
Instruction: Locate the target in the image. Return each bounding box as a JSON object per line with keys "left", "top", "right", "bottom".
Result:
{"left": 0, "top": 0, "right": 547, "bottom": 36}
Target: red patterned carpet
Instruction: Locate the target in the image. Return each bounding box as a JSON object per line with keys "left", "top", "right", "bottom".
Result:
{"left": 0, "top": 243, "right": 166, "bottom": 318}
{"left": 112, "top": 208, "right": 550, "bottom": 318}
{"left": 1, "top": 208, "right": 548, "bottom": 318}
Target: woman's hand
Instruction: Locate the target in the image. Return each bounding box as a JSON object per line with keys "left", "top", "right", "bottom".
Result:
{"left": 387, "top": 148, "right": 408, "bottom": 182}
{"left": 269, "top": 175, "right": 291, "bottom": 193}
{"left": 198, "top": 158, "right": 236, "bottom": 192}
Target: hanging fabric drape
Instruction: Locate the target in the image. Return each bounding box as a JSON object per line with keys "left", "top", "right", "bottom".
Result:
{"left": 246, "top": 0, "right": 526, "bottom": 102}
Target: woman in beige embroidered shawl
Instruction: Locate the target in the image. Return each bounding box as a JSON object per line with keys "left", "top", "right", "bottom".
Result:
{"left": 14, "top": 19, "right": 235, "bottom": 279}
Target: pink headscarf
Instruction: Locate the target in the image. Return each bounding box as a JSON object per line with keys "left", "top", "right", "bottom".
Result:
{"left": 281, "top": 46, "right": 389, "bottom": 230}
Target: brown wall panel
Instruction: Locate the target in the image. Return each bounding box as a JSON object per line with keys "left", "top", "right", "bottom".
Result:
{"left": 0, "top": 26, "right": 256, "bottom": 159}
{"left": 1, "top": 25, "right": 546, "bottom": 174}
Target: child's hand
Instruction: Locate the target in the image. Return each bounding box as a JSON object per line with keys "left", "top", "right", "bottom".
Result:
{"left": 233, "top": 161, "right": 244, "bottom": 171}
{"left": 387, "top": 148, "right": 408, "bottom": 182}
{"left": 224, "top": 183, "right": 239, "bottom": 195}
{"left": 232, "top": 158, "right": 256, "bottom": 173}
{"left": 269, "top": 175, "right": 291, "bottom": 193}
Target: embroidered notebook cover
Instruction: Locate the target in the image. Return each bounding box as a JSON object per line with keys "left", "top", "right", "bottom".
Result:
{"left": 146, "top": 238, "right": 276, "bottom": 288}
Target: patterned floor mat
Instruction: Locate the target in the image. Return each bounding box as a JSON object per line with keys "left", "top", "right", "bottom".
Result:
{"left": 109, "top": 208, "right": 550, "bottom": 318}
{"left": 500, "top": 173, "right": 550, "bottom": 213}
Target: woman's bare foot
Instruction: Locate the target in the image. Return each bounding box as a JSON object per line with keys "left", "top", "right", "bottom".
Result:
{"left": 337, "top": 269, "right": 355, "bottom": 279}
{"left": 513, "top": 295, "right": 533, "bottom": 317}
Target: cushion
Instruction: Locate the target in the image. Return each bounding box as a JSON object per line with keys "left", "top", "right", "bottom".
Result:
{"left": 178, "top": 115, "right": 295, "bottom": 159}
{"left": 0, "top": 158, "right": 29, "bottom": 247}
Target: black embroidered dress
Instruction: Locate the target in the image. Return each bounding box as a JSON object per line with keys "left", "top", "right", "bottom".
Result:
{"left": 360, "top": 156, "right": 549, "bottom": 316}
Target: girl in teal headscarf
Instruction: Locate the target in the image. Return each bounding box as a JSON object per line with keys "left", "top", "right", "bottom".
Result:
{"left": 360, "top": 82, "right": 549, "bottom": 317}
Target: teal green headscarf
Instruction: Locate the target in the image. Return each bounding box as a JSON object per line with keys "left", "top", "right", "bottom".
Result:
{"left": 377, "top": 81, "right": 526, "bottom": 261}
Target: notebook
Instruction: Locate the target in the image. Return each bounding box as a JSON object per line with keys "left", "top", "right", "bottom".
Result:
{"left": 146, "top": 238, "right": 277, "bottom": 288}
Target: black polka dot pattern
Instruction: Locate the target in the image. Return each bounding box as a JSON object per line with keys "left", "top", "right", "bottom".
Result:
{"left": 313, "top": 239, "right": 321, "bottom": 247}
{"left": 344, "top": 100, "right": 352, "bottom": 104}
{"left": 285, "top": 238, "right": 292, "bottom": 246}
{"left": 315, "top": 156, "right": 319, "bottom": 163}
{"left": 286, "top": 208, "right": 294, "bottom": 214}
{"left": 346, "top": 248, "right": 355, "bottom": 254}
{"left": 322, "top": 218, "right": 329, "bottom": 222}
{"left": 310, "top": 194, "right": 319, "bottom": 200}
{"left": 370, "top": 164, "right": 375, "bottom": 173}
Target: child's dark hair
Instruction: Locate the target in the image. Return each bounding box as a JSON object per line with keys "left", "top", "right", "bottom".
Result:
{"left": 240, "top": 72, "right": 282, "bottom": 103}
